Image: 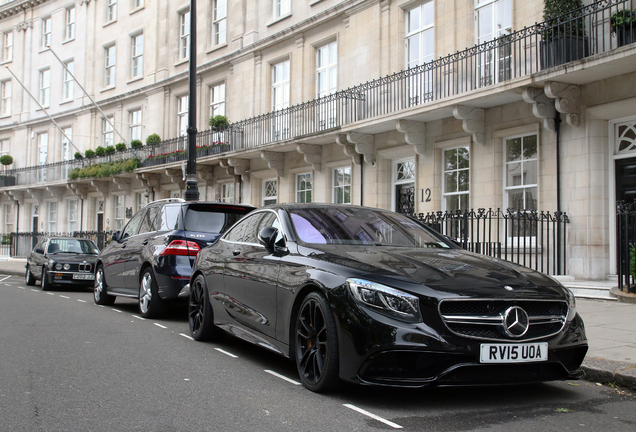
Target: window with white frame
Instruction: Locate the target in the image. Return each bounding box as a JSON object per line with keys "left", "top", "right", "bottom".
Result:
{"left": 443, "top": 147, "right": 470, "bottom": 212}
{"left": 68, "top": 199, "right": 78, "bottom": 232}
{"left": 213, "top": 0, "right": 227, "bottom": 46}
{"left": 136, "top": 191, "right": 148, "bottom": 212}
{"left": 210, "top": 82, "right": 225, "bottom": 119}
{"left": 66, "top": 7, "right": 75, "bottom": 41}
{"left": 107, "top": 0, "right": 118, "bottom": 22}
{"left": 114, "top": 195, "right": 125, "bottom": 230}
{"left": 475, "top": 0, "right": 512, "bottom": 87}
{"left": 177, "top": 95, "right": 188, "bottom": 149}
{"left": 180, "top": 10, "right": 190, "bottom": 60}
{"left": 48, "top": 201, "right": 57, "bottom": 232}
{"left": 3, "top": 31, "right": 12, "bottom": 62}
{"left": 39, "top": 69, "right": 50, "bottom": 107}
{"left": 273, "top": 0, "right": 290, "bottom": 19}
{"left": 272, "top": 59, "right": 290, "bottom": 140}
{"left": 131, "top": 33, "right": 143, "bottom": 78}
{"left": 296, "top": 173, "right": 312, "bottom": 203}
{"left": 393, "top": 158, "right": 415, "bottom": 213}
{"left": 63, "top": 60, "right": 74, "bottom": 101}
{"left": 129, "top": 109, "right": 142, "bottom": 141}
{"left": 405, "top": 2, "right": 434, "bottom": 105}
{"left": 333, "top": 167, "right": 351, "bottom": 204}
{"left": 37, "top": 132, "right": 48, "bottom": 182}
{"left": 133, "top": 0, "right": 144, "bottom": 9}
{"left": 42, "top": 17, "right": 51, "bottom": 48}
{"left": 4, "top": 203, "right": 13, "bottom": 233}
{"left": 221, "top": 182, "right": 234, "bottom": 203}
{"left": 316, "top": 41, "right": 337, "bottom": 130}
{"left": 0, "top": 139, "right": 8, "bottom": 158}
{"left": 1, "top": 80, "right": 10, "bottom": 116}
{"left": 103, "top": 116, "right": 114, "bottom": 147}
{"left": 61, "top": 127, "right": 72, "bottom": 178}
{"left": 105, "top": 45, "right": 116, "bottom": 87}
{"left": 263, "top": 179, "right": 277, "bottom": 206}
{"left": 504, "top": 134, "right": 537, "bottom": 211}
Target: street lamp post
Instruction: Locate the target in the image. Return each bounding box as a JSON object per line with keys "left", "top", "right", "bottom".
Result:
{"left": 184, "top": 0, "right": 199, "bottom": 201}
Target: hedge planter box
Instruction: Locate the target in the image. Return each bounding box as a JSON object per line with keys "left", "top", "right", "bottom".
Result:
{"left": 197, "top": 144, "right": 230, "bottom": 157}
{"left": 616, "top": 25, "right": 636, "bottom": 47}
{"left": 139, "top": 145, "right": 229, "bottom": 168}
{"left": 540, "top": 35, "right": 589, "bottom": 69}
{"left": 0, "top": 175, "right": 16, "bottom": 187}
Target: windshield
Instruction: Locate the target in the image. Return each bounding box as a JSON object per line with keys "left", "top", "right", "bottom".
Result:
{"left": 183, "top": 204, "right": 252, "bottom": 234}
{"left": 289, "top": 207, "right": 450, "bottom": 248}
{"left": 48, "top": 239, "right": 99, "bottom": 255}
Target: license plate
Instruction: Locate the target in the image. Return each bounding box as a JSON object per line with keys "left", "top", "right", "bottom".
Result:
{"left": 73, "top": 273, "right": 95, "bottom": 280}
{"left": 480, "top": 342, "right": 548, "bottom": 363}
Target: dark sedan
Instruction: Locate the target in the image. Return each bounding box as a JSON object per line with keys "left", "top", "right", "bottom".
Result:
{"left": 26, "top": 237, "right": 99, "bottom": 290}
{"left": 188, "top": 204, "right": 588, "bottom": 392}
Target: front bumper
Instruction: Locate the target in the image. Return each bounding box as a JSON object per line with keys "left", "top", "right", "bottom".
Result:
{"left": 48, "top": 271, "right": 96, "bottom": 286}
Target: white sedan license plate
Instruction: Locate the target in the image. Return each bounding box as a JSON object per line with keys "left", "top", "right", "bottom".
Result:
{"left": 480, "top": 342, "right": 548, "bottom": 363}
{"left": 73, "top": 273, "right": 95, "bottom": 280}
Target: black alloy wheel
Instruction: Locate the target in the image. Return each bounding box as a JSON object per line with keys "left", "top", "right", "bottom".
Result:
{"left": 139, "top": 268, "right": 165, "bottom": 318}
{"left": 294, "top": 292, "right": 339, "bottom": 392}
{"left": 189, "top": 274, "right": 220, "bottom": 341}
{"left": 41, "top": 267, "right": 52, "bottom": 291}
{"left": 25, "top": 265, "right": 36, "bottom": 286}
{"left": 94, "top": 265, "right": 116, "bottom": 306}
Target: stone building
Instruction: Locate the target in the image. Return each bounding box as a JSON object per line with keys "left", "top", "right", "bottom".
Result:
{"left": 0, "top": 0, "right": 635, "bottom": 281}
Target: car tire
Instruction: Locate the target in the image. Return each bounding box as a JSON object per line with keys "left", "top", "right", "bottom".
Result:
{"left": 294, "top": 291, "right": 340, "bottom": 392}
{"left": 189, "top": 274, "right": 221, "bottom": 341}
{"left": 138, "top": 268, "right": 165, "bottom": 319}
{"left": 25, "top": 265, "right": 36, "bottom": 286}
{"left": 94, "top": 265, "right": 116, "bottom": 306}
{"left": 41, "top": 267, "right": 53, "bottom": 291}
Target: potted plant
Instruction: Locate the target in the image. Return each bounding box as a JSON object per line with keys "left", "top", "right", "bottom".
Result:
{"left": 146, "top": 133, "right": 161, "bottom": 146}
{"left": 611, "top": 8, "right": 636, "bottom": 47}
{"left": 130, "top": 139, "right": 143, "bottom": 148}
{"left": 209, "top": 115, "right": 229, "bottom": 131}
{"left": 115, "top": 143, "right": 127, "bottom": 152}
{"left": 0, "top": 154, "right": 15, "bottom": 186}
{"left": 540, "top": 0, "right": 589, "bottom": 69}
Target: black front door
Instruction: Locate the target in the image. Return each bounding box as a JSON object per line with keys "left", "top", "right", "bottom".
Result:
{"left": 616, "top": 157, "right": 636, "bottom": 203}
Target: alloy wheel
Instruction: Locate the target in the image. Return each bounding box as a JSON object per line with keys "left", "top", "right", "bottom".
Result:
{"left": 139, "top": 272, "right": 153, "bottom": 315}
{"left": 296, "top": 297, "right": 329, "bottom": 385}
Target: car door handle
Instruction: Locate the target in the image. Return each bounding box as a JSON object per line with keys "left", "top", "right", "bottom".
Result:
{"left": 233, "top": 250, "right": 241, "bottom": 256}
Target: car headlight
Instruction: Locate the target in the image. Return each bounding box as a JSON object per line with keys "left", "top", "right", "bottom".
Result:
{"left": 564, "top": 287, "right": 576, "bottom": 321}
{"left": 346, "top": 278, "right": 422, "bottom": 323}
{"left": 63, "top": 264, "right": 71, "bottom": 271}
{"left": 55, "top": 263, "right": 62, "bottom": 270}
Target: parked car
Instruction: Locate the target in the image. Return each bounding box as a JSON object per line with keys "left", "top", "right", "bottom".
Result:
{"left": 94, "top": 199, "right": 255, "bottom": 318}
{"left": 188, "top": 203, "right": 588, "bottom": 392}
{"left": 26, "top": 237, "right": 100, "bottom": 290}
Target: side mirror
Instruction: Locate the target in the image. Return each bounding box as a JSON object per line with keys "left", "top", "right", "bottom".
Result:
{"left": 258, "top": 227, "right": 279, "bottom": 252}
{"left": 112, "top": 231, "right": 121, "bottom": 242}
{"left": 35, "top": 247, "right": 44, "bottom": 254}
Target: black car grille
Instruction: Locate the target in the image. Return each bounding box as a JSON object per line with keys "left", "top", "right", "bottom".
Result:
{"left": 440, "top": 363, "right": 569, "bottom": 384}
{"left": 439, "top": 299, "right": 569, "bottom": 342}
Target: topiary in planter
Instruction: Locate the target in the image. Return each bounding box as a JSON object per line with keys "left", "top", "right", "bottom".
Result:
{"left": 105, "top": 145, "right": 116, "bottom": 155}
{"left": 541, "top": 0, "right": 588, "bottom": 69}
{"left": 115, "top": 143, "right": 127, "bottom": 152}
{"left": 74, "top": 152, "right": 83, "bottom": 159}
{"left": 85, "top": 149, "right": 96, "bottom": 158}
{"left": 146, "top": 133, "right": 161, "bottom": 146}
{"left": 209, "top": 115, "right": 229, "bottom": 131}
{"left": 95, "top": 146, "right": 106, "bottom": 156}
{"left": 0, "top": 154, "right": 13, "bottom": 167}
{"left": 130, "top": 139, "right": 143, "bottom": 148}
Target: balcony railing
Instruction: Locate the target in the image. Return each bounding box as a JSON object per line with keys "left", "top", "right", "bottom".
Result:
{"left": 1, "top": 0, "right": 633, "bottom": 185}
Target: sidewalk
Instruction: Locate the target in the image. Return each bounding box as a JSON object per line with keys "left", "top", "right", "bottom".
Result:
{"left": 1, "top": 258, "right": 634, "bottom": 390}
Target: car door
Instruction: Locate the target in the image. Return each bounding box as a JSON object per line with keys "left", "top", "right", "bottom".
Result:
{"left": 102, "top": 209, "right": 146, "bottom": 290}
{"left": 123, "top": 205, "right": 161, "bottom": 291}
{"left": 29, "top": 239, "right": 47, "bottom": 280}
{"left": 220, "top": 211, "right": 282, "bottom": 339}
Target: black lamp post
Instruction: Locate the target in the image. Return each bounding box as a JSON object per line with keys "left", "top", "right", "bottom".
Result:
{"left": 184, "top": 0, "right": 199, "bottom": 201}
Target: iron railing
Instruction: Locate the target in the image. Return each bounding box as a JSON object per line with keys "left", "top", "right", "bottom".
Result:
{"left": 1, "top": 0, "right": 634, "bottom": 183}
{"left": 616, "top": 201, "right": 636, "bottom": 294}
{"left": 3, "top": 231, "right": 114, "bottom": 258}
{"left": 414, "top": 208, "right": 569, "bottom": 276}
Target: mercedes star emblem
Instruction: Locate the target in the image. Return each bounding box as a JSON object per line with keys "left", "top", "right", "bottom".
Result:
{"left": 503, "top": 306, "right": 530, "bottom": 338}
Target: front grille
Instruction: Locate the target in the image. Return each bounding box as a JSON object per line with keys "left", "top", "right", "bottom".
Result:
{"left": 78, "top": 262, "right": 92, "bottom": 272}
{"left": 439, "top": 299, "right": 568, "bottom": 342}
{"left": 440, "top": 363, "right": 568, "bottom": 384}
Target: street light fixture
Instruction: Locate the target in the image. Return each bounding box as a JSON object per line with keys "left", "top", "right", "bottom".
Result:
{"left": 184, "top": 0, "right": 199, "bottom": 201}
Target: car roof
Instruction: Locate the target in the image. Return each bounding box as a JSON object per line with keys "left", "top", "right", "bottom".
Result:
{"left": 146, "top": 201, "right": 255, "bottom": 210}
{"left": 48, "top": 237, "right": 95, "bottom": 241}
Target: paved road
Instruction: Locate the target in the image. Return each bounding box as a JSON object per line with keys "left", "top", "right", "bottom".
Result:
{"left": 1, "top": 275, "right": 634, "bottom": 432}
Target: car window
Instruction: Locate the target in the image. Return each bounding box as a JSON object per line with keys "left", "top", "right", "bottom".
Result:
{"left": 183, "top": 204, "right": 252, "bottom": 234}
{"left": 47, "top": 239, "right": 99, "bottom": 254}
{"left": 139, "top": 206, "right": 160, "bottom": 234}
{"left": 224, "top": 212, "right": 265, "bottom": 244}
{"left": 121, "top": 209, "right": 146, "bottom": 239}
{"left": 158, "top": 205, "right": 181, "bottom": 231}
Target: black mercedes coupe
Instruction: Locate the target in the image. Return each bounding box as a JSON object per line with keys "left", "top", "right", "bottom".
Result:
{"left": 188, "top": 204, "right": 588, "bottom": 392}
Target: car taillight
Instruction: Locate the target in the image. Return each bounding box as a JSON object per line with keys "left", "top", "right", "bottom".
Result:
{"left": 160, "top": 240, "right": 201, "bottom": 256}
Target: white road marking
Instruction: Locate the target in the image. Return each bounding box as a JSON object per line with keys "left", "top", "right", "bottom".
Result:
{"left": 179, "top": 333, "right": 194, "bottom": 341}
{"left": 132, "top": 315, "right": 145, "bottom": 320}
{"left": 214, "top": 348, "right": 238, "bottom": 358}
{"left": 0, "top": 276, "right": 11, "bottom": 282}
{"left": 112, "top": 309, "right": 123, "bottom": 313}
{"left": 59, "top": 295, "right": 70, "bottom": 299}
{"left": 154, "top": 323, "right": 167, "bottom": 329}
{"left": 77, "top": 299, "right": 87, "bottom": 303}
{"left": 264, "top": 370, "right": 301, "bottom": 385}
{"left": 343, "top": 404, "right": 403, "bottom": 429}
{"left": 30, "top": 289, "right": 38, "bottom": 292}
{"left": 18, "top": 287, "right": 25, "bottom": 289}
{"left": 46, "top": 292, "right": 54, "bottom": 296}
